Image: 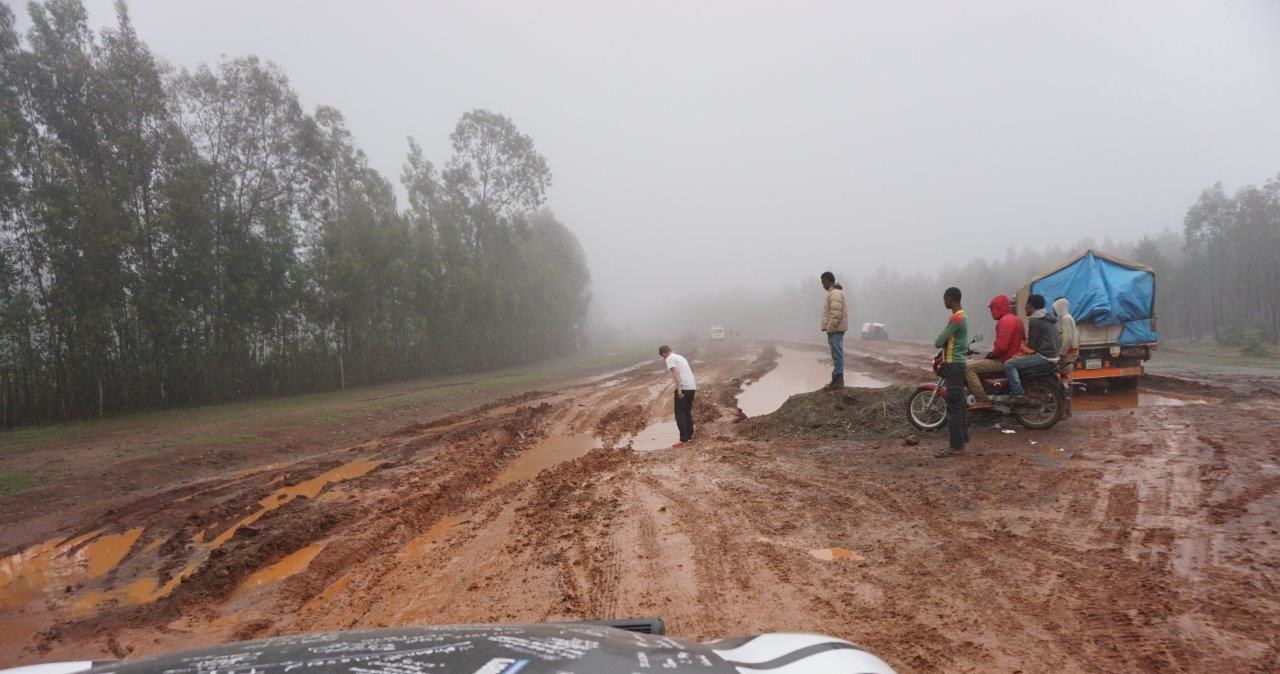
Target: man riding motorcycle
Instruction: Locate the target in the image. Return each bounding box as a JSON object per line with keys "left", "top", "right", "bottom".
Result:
{"left": 1001, "top": 293, "right": 1059, "bottom": 404}
{"left": 964, "top": 294, "right": 1025, "bottom": 408}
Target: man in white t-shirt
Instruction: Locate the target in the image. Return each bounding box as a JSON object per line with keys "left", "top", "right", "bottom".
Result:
{"left": 658, "top": 345, "right": 697, "bottom": 447}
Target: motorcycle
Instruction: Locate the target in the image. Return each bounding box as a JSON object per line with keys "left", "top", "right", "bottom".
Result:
{"left": 906, "top": 334, "right": 1072, "bottom": 431}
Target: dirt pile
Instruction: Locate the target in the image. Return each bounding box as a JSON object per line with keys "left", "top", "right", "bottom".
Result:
{"left": 741, "top": 385, "right": 917, "bottom": 440}
{"left": 594, "top": 404, "right": 648, "bottom": 448}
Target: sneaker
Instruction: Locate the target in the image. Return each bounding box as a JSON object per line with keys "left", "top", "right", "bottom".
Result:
{"left": 671, "top": 440, "right": 685, "bottom": 448}
{"left": 934, "top": 447, "right": 964, "bottom": 458}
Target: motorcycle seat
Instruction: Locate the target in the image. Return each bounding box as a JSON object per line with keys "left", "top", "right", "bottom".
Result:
{"left": 1018, "top": 362, "right": 1058, "bottom": 378}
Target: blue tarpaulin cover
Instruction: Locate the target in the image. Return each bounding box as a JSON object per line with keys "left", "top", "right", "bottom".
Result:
{"left": 1030, "top": 250, "right": 1157, "bottom": 346}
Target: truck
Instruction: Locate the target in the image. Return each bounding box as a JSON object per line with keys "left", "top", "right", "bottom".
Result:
{"left": 709, "top": 325, "right": 726, "bottom": 341}
{"left": 1016, "top": 248, "right": 1156, "bottom": 388}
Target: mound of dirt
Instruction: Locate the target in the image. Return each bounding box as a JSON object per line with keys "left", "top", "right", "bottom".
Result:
{"left": 740, "top": 385, "right": 917, "bottom": 440}
{"left": 594, "top": 404, "right": 648, "bottom": 447}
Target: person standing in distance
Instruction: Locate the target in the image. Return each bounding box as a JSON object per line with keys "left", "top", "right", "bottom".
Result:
{"left": 658, "top": 345, "right": 697, "bottom": 448}
{"left": 819, "top": 271, "right": 849, "bottom": 389}
{"left": 934, "top": 286, "right": 969, "bottom": 458}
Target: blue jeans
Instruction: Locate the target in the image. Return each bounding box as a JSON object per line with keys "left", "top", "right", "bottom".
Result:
{"left": 827, "top": 331, "right": 845, "bottom": 377}
{"left": 1004, "top": 354, "right": 1050, "bottom": 396}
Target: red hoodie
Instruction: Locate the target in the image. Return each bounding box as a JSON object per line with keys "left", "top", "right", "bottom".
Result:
{"left": 988, "top": 294, "right": 1026, "bottom": 361}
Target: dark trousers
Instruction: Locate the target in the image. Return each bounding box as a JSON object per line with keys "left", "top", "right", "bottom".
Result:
{"left": 674, "top": 389, "right": 696, "bottom": 441}
{"left": 940, "top": 362, "right": 967, "bottom": 450}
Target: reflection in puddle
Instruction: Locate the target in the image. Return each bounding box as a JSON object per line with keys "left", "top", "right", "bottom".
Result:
{"left": 627, "top": 420, "right": 679, "bottom": 452}
{"left": 1072, "top": 388, "right": 1207, "bottom": 412}
{"left": 810, "top": 547, "right": 863, "bottom": 562}
{"left": 486, "top": 435, "right": 600, "bottom": 491}
{"left": 737, "top": 346, "right": 888, "bottom": 417}
{"left": 235, "top": 542, "right": 325, "bottom": 594}
{"left": 0, "top": 528, "right": 143, "bottom": 611}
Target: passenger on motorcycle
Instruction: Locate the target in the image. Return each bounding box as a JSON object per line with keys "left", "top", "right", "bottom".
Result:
{"left": 1002, "top": 294, "right": 1059, "bottom": 403}
{"left": 964, "top": 294, "right": 1025, "bottom": 407}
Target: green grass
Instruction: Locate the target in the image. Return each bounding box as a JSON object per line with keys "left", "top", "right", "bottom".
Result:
{"left": 1156, "top": 340, "right": 1280, "bottom": 373}
{"left": 0, "top": 343, "right": 651, "bottom": 456}
{"left": 141, "top": 432, "right": 259, "bottom": 455}
{"left": 0, "top": 470, "right": 38, "bottom": 496}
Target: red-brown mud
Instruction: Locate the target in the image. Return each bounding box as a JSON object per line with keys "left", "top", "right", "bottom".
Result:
{"left": 2, "top": 340, "right": 1277, "bottom": 674}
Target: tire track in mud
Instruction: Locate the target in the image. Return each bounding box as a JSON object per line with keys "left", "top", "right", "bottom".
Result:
{"left": 11, "top": 341, "right": 1280, "bottom": 674}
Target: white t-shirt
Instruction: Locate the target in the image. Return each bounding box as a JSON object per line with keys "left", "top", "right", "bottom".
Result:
{"left": 665, "top": 353, "right": 697, "bottom": 390}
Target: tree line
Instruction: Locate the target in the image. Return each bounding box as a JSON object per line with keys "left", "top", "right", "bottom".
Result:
{"left": 0, "top": 0, "right": 591, "bottom": 427}
{"left": 665, "top": 173, "right": 1280, "bottom": 357}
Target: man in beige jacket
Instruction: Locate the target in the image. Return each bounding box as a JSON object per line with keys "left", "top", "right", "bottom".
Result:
{"left": 820, "top": 271, "right": 849, "bottom": 388}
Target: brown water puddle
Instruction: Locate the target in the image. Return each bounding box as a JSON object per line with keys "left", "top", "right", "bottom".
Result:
{"left": 56, "top": 457, "right": 383, "bottom": 614}
{"left": 302, "top": 569, "right": 357, "bottom": 612}
{"left": 485, "top": 435, "right": 599, "bottom": 492}
{"left": 810, "top": 547, "right": 863, "bottom": 561}
{"left": 395, "top": 515, "right": 462, "bottom": 564}
{"left": 0, "top": 528, "right": 143, "bottom": 611}
{"left": 627, "top": 420, "right": 680, "bottom": 452}
{"left": 738, "top": 346, "right": 889, "bottom": 417}
{"left": 0, "top": 615, "right": 41, "bottom": 648}
{"left": 1072, "top": 388, "right": 1208, "bottom": 412}
{"left": 209, "top": 457, "right": 384, "bottom": 549}
{"left": 758, "top": 535, "right": 863, "bottom": 562}
{"left": 235, "top": 542, "right": 325, "bottom": 595}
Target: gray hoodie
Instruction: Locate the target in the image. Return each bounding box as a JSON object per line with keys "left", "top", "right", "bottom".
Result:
{"left": 1026, "top": 309, "right": 1060, "bottom": 360}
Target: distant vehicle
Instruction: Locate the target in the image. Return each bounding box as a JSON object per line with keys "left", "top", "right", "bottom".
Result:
{"left": 1016, "top": 249, "right": 1156, "bottom": 388}
{"left": 860, "top": 322, "right": 889, "bottom": 340}
{"left": 709, "top": 325, "right": 726, "bottom": 341}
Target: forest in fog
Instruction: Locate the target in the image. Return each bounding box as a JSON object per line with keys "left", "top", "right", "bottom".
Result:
{"left": 0, "top": 1, "right": 591, "bottom": 426}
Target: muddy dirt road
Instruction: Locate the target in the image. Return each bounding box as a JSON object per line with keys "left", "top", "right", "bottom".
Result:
{"left": 3, "top": 341, "right": 1278, "bottom": 673}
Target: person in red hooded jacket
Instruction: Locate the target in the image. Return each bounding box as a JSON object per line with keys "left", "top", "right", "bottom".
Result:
{"left": 964, "top": 294, "right": 1026, "bottom": 406}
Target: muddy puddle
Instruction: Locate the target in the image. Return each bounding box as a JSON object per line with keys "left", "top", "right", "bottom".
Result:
{"left": 738, "top": 346, "right": 888, "bottom": 417}
{"left": 1072, "top": 388, "right": 1208, "bottom": 412}
{"left": 1, "top": 528, "right": 144, "bottom": 611}
{"left": 11, "top": 457, "right": 384, "bottom": 617}
{"left": 810, "top": 547, "right": 863, "bottom": 561}
{"left": 395, "top": 514, "right": 462, "bottom": 566}
{"left": 235, "top": 542, "right": 325, "bottom": 595}
{"left": 486, "top": 435, "right": 600, "bottom": 491}
{"left": 625, "top": 420, "right": 680, "bottom": 452}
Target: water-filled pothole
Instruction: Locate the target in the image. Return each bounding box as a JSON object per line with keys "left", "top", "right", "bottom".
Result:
{"left": 626, "top": 420, "right": 680, "bottom": 452}
{"left": 1072, "top": 388, "right": 1207, "bottom": 412}
{"left": 737, "top": 346, "right": 889, "bottom": 417}
{"left": 485, "top": 434, "right": 600, "bottom": 492}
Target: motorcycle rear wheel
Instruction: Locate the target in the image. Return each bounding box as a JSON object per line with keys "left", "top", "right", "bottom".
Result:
{"left": 1013, "top": 379, "right": 1065, "bottom": 429}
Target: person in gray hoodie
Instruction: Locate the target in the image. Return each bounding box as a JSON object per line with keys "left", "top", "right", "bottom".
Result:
{"left": 1002, "top": 294, "right": 1059, "bottom": 401}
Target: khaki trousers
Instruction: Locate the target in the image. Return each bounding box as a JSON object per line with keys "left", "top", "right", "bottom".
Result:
{"left": 965, "top": 358, "right": 1005, "bottom": 402}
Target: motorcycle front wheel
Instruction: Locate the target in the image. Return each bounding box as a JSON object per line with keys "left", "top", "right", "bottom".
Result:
{"left": 1013, "top": 379, "right": 1065, "bottom": 429}
{"left": 906, "top": 388, "right": 948, "bottom": 431}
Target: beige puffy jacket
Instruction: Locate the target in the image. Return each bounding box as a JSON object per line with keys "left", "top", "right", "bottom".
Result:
{"left": 821, "top": 285, "right": 849, "bottom": 333}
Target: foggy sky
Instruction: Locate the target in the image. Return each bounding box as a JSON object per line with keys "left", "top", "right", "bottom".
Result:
{"left": 15, "top": 0, "right": 1280, "bottom": 329}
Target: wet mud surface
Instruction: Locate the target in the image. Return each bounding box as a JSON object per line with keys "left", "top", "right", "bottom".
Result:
{"left": 2, "top": 340, "right": 1278, "bottom": 673}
